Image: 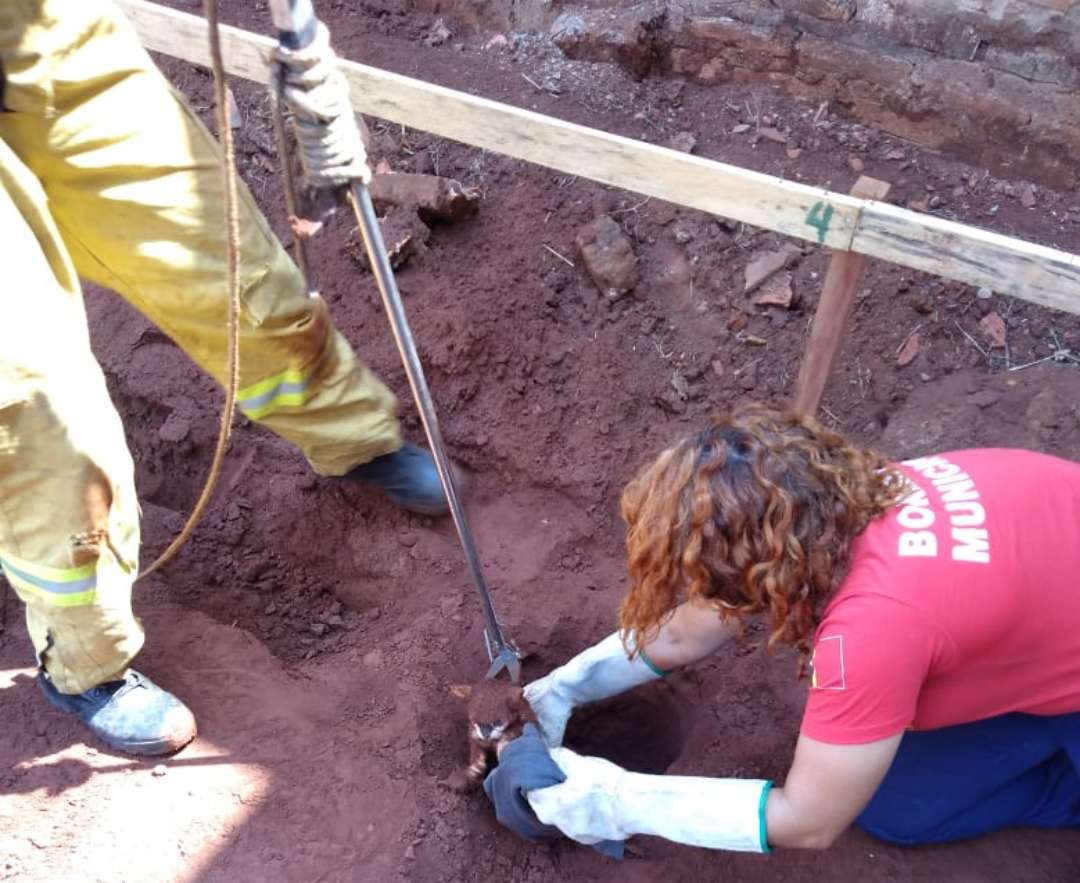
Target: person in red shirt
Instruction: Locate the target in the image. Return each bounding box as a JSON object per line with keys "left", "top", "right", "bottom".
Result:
{"left": 490, "top": 403, "right": 1080, "bottom": 853}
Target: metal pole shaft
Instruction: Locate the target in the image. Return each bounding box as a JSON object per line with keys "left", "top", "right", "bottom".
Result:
{"left": 267, "top": 0, "right": 318, "bottom": 48}
{"left": 346, "top": 184, "right": 513, "bottom": 657}
{"left": 264, "top": 0, "right": 520, "bottom": 681}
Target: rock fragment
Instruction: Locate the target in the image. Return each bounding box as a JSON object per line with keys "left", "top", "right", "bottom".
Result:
{"left": 575, "top": 215, "right": 639, "bottom": 300}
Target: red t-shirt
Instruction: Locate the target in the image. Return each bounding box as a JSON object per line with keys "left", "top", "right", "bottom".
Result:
{"left": 801, "top": 448, "right": 1080, "bottom": 745}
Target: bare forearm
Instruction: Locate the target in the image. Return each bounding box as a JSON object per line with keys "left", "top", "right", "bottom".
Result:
{"left": 763, "top": 786, "right": 841, "bottom": 850}
{"left": 643, "top": 601, "right": 738, "bottom": 671}
{"left": 763, "top": 733, "right": 902, "bottom": 850}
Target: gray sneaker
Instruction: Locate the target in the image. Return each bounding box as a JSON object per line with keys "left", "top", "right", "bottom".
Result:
{"left": 39, "top": 668, "right": 197, "bottom": 757}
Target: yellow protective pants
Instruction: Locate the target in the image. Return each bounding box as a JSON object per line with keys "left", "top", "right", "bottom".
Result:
{"left": 0, "top": 0, "right": 401, "bottom": 693}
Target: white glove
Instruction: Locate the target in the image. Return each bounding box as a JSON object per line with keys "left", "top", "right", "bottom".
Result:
{"left": 526, "top": 747, "right": 772, "bottom": 852}
{"left": 523, "top": 631, "right": 664, "bottom": 746}
{"left": 272, "top": 22, "right": 372, "bottom": 187}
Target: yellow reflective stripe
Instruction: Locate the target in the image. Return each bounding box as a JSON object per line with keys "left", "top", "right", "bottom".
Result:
{"left": 237, "top": 363, "right": 319, "bottom": 420}
{"left": 0, "top": 554, "right": 97, "bottom": 607}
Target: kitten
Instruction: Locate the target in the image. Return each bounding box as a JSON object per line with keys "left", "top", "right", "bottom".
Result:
{"left": 444, "top": 678, "right": 537, "bottom": 792}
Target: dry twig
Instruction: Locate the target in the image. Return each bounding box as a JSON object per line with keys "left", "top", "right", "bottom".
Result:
{"left": 954, "top": 321, "right": 989, "bottom": 357}
{"left": 543, "top": 244, "right": 575, "bottom": 267}
{"left": 1008, "top": 349, "right": 1078, "bottom": 371}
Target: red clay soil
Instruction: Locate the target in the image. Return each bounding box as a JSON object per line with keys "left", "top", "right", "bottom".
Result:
{"left": 2, "top": 2, "right": 1079, "bottom": 882}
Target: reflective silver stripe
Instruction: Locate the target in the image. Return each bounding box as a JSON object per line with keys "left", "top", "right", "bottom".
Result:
{"left": 237, "top": 345, "right": 335, "bottom": 420}
{"left": 238, "top": 375, "right": 313, "bottom": 415}
{"left": 1, "top": 556, "right": 97, "bottom": 605}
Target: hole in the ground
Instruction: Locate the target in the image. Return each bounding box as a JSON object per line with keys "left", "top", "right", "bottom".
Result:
{"left": 563, "top": 685, "right": 689, "bottom": 774}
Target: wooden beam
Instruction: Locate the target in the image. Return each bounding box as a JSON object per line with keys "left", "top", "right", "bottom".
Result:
{"left": 117, "top": 0, "right": 1080, "bottom": 315}
{"left": 851, "top": 203, "right": 1077, "bottom": 314}
{"left": 793, "top": 177, "right": 891, "bottom": 417}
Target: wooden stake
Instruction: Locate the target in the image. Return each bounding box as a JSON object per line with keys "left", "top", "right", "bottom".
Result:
{"left": 792, "top": 176, "right": 891, "bottom": 417}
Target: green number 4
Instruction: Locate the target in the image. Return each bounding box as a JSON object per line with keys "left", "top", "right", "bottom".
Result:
{"left": 806, "top": 201, "right": 834, "bottom": 243}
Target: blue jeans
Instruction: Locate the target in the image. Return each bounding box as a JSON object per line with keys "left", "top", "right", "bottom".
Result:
{"left": 857, "top": 712, "right": 1080, "bottom": 844}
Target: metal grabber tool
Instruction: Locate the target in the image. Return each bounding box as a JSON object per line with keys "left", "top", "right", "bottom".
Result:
{"left": 265, "top": 0, "right": 522, "bottom": 684}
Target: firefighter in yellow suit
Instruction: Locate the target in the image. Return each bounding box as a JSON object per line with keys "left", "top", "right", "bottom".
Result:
{"left": 0, "top": 0, "right": 449, "bottom": 756}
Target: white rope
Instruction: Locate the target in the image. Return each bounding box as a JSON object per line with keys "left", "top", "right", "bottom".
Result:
{"left": 272, "top": 22, "right": 371, "bottom": 188}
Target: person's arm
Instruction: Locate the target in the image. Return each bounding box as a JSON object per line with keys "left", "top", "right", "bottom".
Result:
{"left": 523, "top": 731, "right": 903, "bottom": 852}
{"left": 765, "top": 732, "right": 902, "bottom": 849}
{"left": 524, "top": 601, "right": 734, "bottom": 745}
{"left": 640, "top": 599, "right": 739, "bottom": 670}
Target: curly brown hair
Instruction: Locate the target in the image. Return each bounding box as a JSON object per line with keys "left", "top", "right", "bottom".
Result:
{"left": 618, "top": 403, "right": 910, "bottom": 671}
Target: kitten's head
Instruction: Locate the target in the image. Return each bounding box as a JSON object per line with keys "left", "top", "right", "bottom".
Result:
{"left": 450, "top": 680, "right": 532, "bottom": 745}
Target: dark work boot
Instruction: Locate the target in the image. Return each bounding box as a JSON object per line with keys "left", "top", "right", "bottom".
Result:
{"left": 39, "top": 669, "right": 197, "bottom": 757}
{"left": 339, "top": 442, "right": 450, "bottom": 516}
